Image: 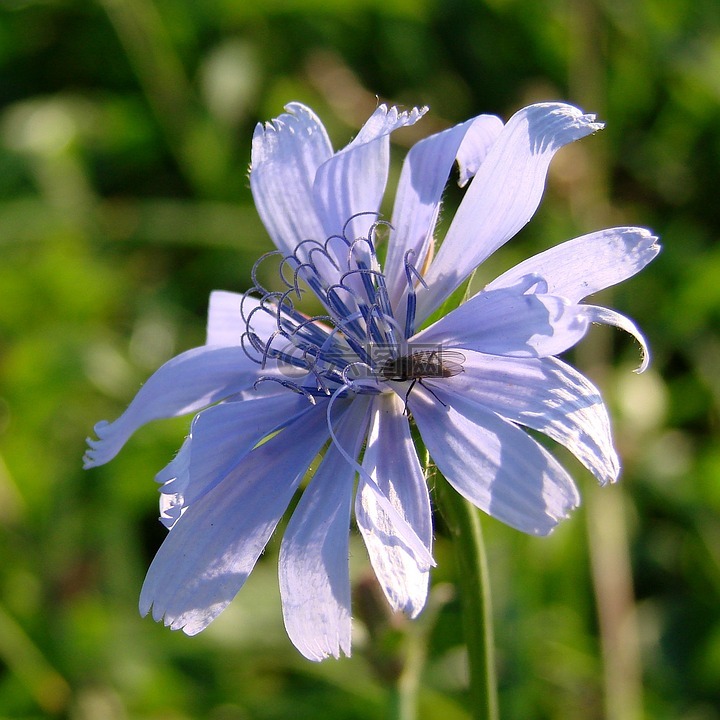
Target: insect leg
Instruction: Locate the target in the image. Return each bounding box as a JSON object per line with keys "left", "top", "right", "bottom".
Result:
{"left": 417, "top": 380, "right": 447, "bottom": 408}
{"left": 403, "top": 379, "right": 417, "bottom": 415}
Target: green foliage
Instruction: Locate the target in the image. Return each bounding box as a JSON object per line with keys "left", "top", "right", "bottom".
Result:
{"left": 1, "top": 0, "right": 719, "bottom": 717}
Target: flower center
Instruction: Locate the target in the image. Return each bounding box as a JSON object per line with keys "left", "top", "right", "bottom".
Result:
{"left": 241, "top": 215, "right": 428, "bottom": 400}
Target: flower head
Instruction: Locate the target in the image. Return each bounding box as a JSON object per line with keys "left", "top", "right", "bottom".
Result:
{"left": 85, "top": 101, "right": 659, "bottom": 660}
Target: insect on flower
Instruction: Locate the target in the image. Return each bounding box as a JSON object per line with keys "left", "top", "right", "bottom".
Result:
{"left": 378, "top": 348, "right": 466, "bottom": 409}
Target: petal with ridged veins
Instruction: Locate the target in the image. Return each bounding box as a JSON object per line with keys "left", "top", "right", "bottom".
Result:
{"left": 356, "top": 393, "right": 432, "bottom": 617}
{"left": 486, "top": 227, "right": 660, "bottom": 302}
{"left": 139, "top": 402, "right": 332, "bottom": 635}
{"left": 410, "top": 386, "right": 580, "bottom": 535}
{"left": 84, "top": 345, "right": 268, "bottom": 469}
{"left": 417, "top": 103, "right": 604, "bottom": 320}
{"left": 440, "top": 352, "right": 619, "bottom": 485}
{"left": 279, "top": 397, "right": 370, "bottom": 660}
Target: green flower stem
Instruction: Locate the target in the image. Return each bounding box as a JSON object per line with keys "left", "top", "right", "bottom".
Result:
{"left": 402, "top": 634, "right": 422, "bottom": 720}
{"left": 388, "top": 630, "right": 424, "bottom": 720}
{"left": 434, "top": 472, "right": 499, "bottom": 720}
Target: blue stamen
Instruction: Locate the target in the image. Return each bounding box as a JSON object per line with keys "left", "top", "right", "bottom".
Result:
{"left": 404, "top": 293, "right": 417, "bottom": 340}
{"left": 291, "top": 262, "right": 328, "bottom": 304}
{"left": 242, "top": 217, "right": 414, "bottom": 399}
{"left": 403, "top": 250, "right": 426, "bottom": 338}
{"left": 240, "top": 331, "right": 264, "bottom": 364}
{"left": 289, "top": 317, "right": 336, "bottom": 352}
{"left": 253, "top": 376, "right": 318, "bottom": 403}
{"left": 326, "top": 284, "right": 368, "bottom": 345}
{"left": 341, "top": 212, "right": 381, "bottom": 249}
{"left": 250, "top": 250, "right": 284, "bottom": 296}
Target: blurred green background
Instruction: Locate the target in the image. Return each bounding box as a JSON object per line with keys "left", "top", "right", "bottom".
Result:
{"left": 1, "top": 0, "right": 719, "bottom": 718}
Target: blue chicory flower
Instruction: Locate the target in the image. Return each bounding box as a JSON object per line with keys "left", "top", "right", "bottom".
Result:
{"left": 85, "top": 101, "right": 659, "bottom": 660}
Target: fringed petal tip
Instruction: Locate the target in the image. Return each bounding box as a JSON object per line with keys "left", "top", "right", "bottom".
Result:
{"left": 404, "top": 104, "right": 429, "bottom": 124}
{"left": 605, "top": 461, "right": 622, "bottom": 487}
{"left": 375, "top": 103, "right": 428, "bottom": 128}
{"left": 535, "top": 481, "right": 582, "bottom": 537}
{"left": 531, "top": 482, "right": 582, "bottom": 537}
{"left": 535, "top": 507, "right": 578, "bottom": 537}
{"left": 626, "top": 227, "right": 662, "bottom": 282}
{"left": 298, "top": 640, "right": 350, "bottom": 662}
{"left": 346, "top": 102, "right": 429, "bottom": 150}
{"left": 522, "top": 102, "right": 605, "bottom": 139}
{"left": 596, "top": 444, "right": 622, "bottom": 486}
{"left": 644, "top": 229, "right": 662, "bottom": 253}
{"left": 266, "top": 101, "right": 320, "bottom": 131}
{"left": 82, "top": 420, "right": 112, "bottom": 469}
{"left": 250, "top": 102, "right": 326, "bottom": 162}
{"left": 279, "top": 625, "right": 351, "bottom": 662}
{"left": 81, "top": 448, "right": 96, "bottom": 470}
{"left": 375, "top": 102, "right": 429, "bottom": 126}
{"left": 139, "top": 598, "right": 212, "bottom": 637}
{"left": 554, "top": 103, "right": 604, "bottom": 133}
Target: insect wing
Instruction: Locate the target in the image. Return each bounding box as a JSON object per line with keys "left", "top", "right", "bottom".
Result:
{"left": 436, "top": 350, "right": 465, "bottom": 378}
{"left": 406, "top": 351, "right": 439, "bottom": 377}
{"left": 409, "top": 349, "right": 465, "bottom": 378}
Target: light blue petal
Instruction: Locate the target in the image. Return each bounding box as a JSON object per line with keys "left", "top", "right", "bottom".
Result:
{"left": 441, "top": 352, "right": 619, "bottom": 484}
{"left": 156, "top": 437, "right": 191, "bottom": 529}
{"left": 313, "top": 104, "right": 427, "bottom": 245}
{"left": 206, "top": 291, "right": 244, "bottom": 345}
{"left": 279, "top": 397, "right": 370, "bottom": 661}
{"left": 486, "top": 227, "right": 660, "bottom": 302}
{"left": 159, "top": 488, "right": 185, "bottom": 530}
{"left": 156, "top": 436, "right": 190, "bottom": 488}
{"left": 409, "top": 387, "right": 580, "bottom": 535}
{"left": 356, "top": 394, "right": 432, "bottom": 617}
{"left": 417, "top": 103, "right": 604, "bottom": 320}
{"left": 139, "top": 401, "right": 333, "bottom": 634}
{"left": 347, "top": 104, "right": 427, "bottom": 150}
{"left": 385, "top": 114, "right": 503, "bottom": 306}
{"left": 206, "top": 291, "right": 277, "bottom": 346}
{"left": 83, "top": 346, "right": 263, "bottom": 468}
{"left": 250, "top": 103, "right": 331, "bottom": 256}
{"left": 183, "top": 394, "right": 311, "bottom": 506}
{"left": 155, "top": 397, "right": 312, "bottom": 529}
{"left": 413, "top": 282, "right": 589, "bottom": 358}
{"left": 325, "top": 389, "right": 435, "bottom": 572}
{"left": 455, "top": 113, "right": 505, "bottom": 187}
